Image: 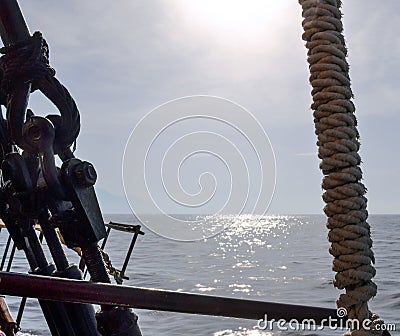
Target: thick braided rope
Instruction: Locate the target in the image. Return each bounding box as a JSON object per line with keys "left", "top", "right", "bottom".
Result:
{"left": 0, "top": 31, "right": 80, "bottom": 154}
{"left": 298, "top": 1, "right": 384, "bottom": 335}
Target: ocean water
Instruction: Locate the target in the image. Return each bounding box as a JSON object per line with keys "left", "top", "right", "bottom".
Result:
{"left": 0, "top": 214, "right": 398, "bottom": 335}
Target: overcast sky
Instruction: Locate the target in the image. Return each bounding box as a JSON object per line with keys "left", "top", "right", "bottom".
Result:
{"left": 16, "top": 0, "right": 399, "bottom": 214}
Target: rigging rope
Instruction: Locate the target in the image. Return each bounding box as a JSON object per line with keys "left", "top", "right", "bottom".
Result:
{"left": 0, "top": 31, "right": 80, "bottom": 155}
{"left": 298, "top": 1, "right": 384, "bottom": 335}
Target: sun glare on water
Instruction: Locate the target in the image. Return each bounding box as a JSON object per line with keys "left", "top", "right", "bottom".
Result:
{"left": 174, "top": 0, "right": 289, "bottom": 47}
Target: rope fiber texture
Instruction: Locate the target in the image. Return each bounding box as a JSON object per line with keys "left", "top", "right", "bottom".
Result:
{"left": 0, "top": 31, "right": 80, "bottom": 155}
{"left": 298, "top": 1, "right": 384, "bottom": 335}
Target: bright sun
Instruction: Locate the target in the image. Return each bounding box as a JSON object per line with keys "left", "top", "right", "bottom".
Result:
{"left": 174, "top": 0, "right": 289, "bottom": 47}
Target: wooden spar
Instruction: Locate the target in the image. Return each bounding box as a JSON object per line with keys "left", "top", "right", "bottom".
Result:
{"left": 0, "top": 0, "right": 32, "bottom": 152}
{"left": 0, "top": 271, "right": 345, "bottom": 326}
{"left": 0, "top": 0, "right": 30, "bottom": 46}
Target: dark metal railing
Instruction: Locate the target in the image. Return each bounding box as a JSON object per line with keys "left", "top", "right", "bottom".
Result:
{"left": 0, "top": 271, "right": 343, "bottom": 327}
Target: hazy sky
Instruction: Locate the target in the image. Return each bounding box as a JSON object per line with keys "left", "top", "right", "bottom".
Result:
{"left": 17, "top": 0, "right": 399, "bottom": 214}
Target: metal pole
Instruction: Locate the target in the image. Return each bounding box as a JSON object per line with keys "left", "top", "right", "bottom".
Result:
{"left": 5, "top": 244, "right": 16, "bottom": 272}
{"left": 0, "top": 0, "right": 32, "bottom": 150}
{"left": 0, "top": 271, "right": 345, "bottom": 326}
{"left": 37, "top": 211, "right": 69, "bottom": 271}
{"left": 0, "top": 0, "right": 30, "bottom": 45}
{"left": 37, "top": 212, "right": 98, "bottom": 336}
{"left": 0, "top": 236, "right": 12, "bottom": 271}
{"left": 120, "top": 232, "right": 139, "bottom": 278}
{"left": 22, "top": 227, "right": 77, "bottom": 336}
{"left": 100, "top": 227, "right": 112, "bottom": 250}
{"left": 16, "top": 297, "right": 26, "bottom": 327}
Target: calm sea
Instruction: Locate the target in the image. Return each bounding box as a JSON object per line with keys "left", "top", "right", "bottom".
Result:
{"left": 1, "top": 214, "right": 398, "bottom": 336}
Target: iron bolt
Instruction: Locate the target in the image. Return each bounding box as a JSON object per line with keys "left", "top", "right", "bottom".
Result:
{"left": 74, "top": 162, "right": 97, "bottom": 187}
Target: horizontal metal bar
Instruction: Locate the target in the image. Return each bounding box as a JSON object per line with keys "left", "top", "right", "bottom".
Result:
{"left": 0, "top": 272, "right": 343, "bottom": 325}
{"left": 106, "top": 222, "right": 144, "bottom": 235}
